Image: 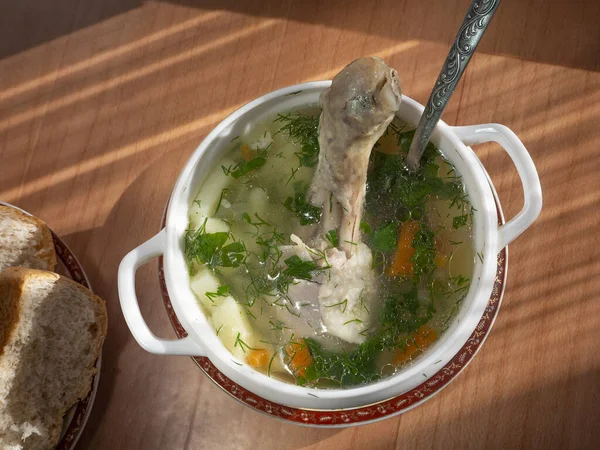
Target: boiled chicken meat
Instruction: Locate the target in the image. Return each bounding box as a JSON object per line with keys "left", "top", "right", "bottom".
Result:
{"left": 311, "top": 56, "right": 402, "bottom": 256}
{"left": 277, "top": 57, "right": 402, "bottom": 345}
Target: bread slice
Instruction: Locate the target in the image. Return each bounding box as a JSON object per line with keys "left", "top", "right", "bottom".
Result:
{"left": 0, "top": 267, "right": 107, "bottom": 450}
{"left": 0, "top": 207, "right": 57, "bottom": 273}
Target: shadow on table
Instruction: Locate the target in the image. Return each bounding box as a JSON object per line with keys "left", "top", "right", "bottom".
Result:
{"left": 171, "top": 0, "right": 600, "bottom": 71}
{"left": 1, "top": 0, "right": 598, "bottom": 71}
{"left": 205, "top": 367, "right": 600, "bottom": 449}
{"left": 0, "top": 0, "right": 141, "bottom": 59}
{"left": 61, "top": 149, "right": 180, "bottom": 447}
{"left": 59, "top": 143, "right": 340, "bottom": 449}
{"left": 400, "top": 369, "right": 600, "bottom": 449}
{"left": 55, "top": 135, "right": 345, "bottom": 448}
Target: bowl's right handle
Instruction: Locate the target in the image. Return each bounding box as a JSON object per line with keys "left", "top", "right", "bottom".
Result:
{"left": 118, "top": 229, "right": 206, "bottom": 356}
{"left": 452, "top": 124, "right": 542, "bottom": 253}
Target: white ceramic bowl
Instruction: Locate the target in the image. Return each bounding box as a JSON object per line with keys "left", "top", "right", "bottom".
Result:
{"left": 118, "top": 81, "right": 541, "bottom": 410}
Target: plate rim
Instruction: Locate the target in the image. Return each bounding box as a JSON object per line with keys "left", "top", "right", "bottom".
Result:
{"left": 156, "top": 187, "right": 508, "bottom": 427}
{"left": 0, "top": 201, "right": 102, "bottom": 448}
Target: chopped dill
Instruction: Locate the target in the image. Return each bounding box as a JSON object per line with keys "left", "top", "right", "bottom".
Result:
{"left": 267, "top": 351, "right": 277, "bottom": 377}
{"left": 205, "top": 285, "right": 230, "bottom": 302}
{"left": 222, "top": 156, "right": 266, "bottom": 179}
{"left": 359, "top": 292, "right": 370, "bottom": 314}
{"left": 325, "top": 229, "right": 339, "bottom": 247}
{"left": 410, "top": 222, "right": 437, "bottom": 281}
{"left": 284, "top": 302, "right": 301, "bottom": 318}
{"left": 269, "top": 320, "right": 289, "bottom": 331}
{"left": 371, "top": 222, "right": 398, "bottom": 253}
{"left": 281, "top": 255, "right": 319, "bottom": 281}
{"left": 242, "top": 212, "right": 271, "bottom": 234}
{"left": 359, "top": 220, "right": 372, "bottom": 234}
{"left": 214, "top": 188, "right": 230, "bottom": 215}
{"left": 452, "top": 214, "right": 469, "bottom": 229}
{"left": 283, "top": 183, "right": 321, "bottom": 226}
{"left": 274, "top": 112, "right": 320, "bottom": 168}
{"left": 324, "top": 298, "right": 348, "bottom": 313}
{"left": 183, "top": 113, "right": 474, "bottom": 389}
{"left": 234, "top": 333, "right": 256, "bottom": 353}
{"left": 285, "top": 167, "right": 299, "bottom": 186}
{"left": 184, "top": 219, "right": 246, "bottom": 273}
{"left": 343, "top": 318, "right": 363, "bottom": 326}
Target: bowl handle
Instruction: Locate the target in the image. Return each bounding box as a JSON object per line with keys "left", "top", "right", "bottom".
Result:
{"left": 118, "top": 229, "right": 205, "bottom": 356}
{"left": 452, "top": 124, "right": 542, "bottom": 252}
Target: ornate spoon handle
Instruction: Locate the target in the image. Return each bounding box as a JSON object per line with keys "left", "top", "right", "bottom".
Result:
{"left": 406, "top": 0, "right": 501, "bottom": 170}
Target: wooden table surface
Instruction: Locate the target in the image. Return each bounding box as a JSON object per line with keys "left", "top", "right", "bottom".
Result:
{"left": 1, "top": 0, "right": 599, "bottom": 448}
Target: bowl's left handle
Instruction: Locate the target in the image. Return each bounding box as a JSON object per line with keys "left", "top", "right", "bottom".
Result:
{"left": 453, "top": 124, "right": 542, "bottom": 253}
{"left": 118, "top": 229, "right": 205, "bottom": 356}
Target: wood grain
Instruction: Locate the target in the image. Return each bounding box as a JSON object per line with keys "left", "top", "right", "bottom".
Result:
{"left": 1, "top": 0, "right": 599, "bottom": 449}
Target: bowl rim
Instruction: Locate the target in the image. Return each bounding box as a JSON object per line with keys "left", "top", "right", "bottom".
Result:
{"left": 161, "top": 81, "right": 501, "bottom": 409}
{"left": 157, "top": 190, "right": 506, "bottom": 425}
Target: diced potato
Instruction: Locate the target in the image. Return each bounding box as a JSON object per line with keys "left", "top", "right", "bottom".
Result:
{"left": 248, "top": 187, "right": 269, "bottom": 218}
{"left": 190, "top": 157, "right": 235, "bottom": 218}
{"left": 268, "top": 122, "right": 288, "bottom": 147}
{"left": 279, "top": 141, "right": 302, "bottom": 160}
{"left": 249, "top": 131, "right": 273, "bottom": 150}
{"left": 241, "top": 188, "right": 271, "bottom": 254}
{"left": 189, "top": 214, "right": 230, "bottom": 234}
{"left": 189, "top": 268, "right": 223, "bottom": 310}
{"left": 245, "top": 127, "right": 273, "bottom": 149}
{"left": 211, "top": 296, "right": 257, "bottom": 360}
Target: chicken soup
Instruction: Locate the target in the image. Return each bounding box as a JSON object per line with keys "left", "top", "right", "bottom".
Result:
{"left": 184, "top": 58, "right": 474, "bottom": 388}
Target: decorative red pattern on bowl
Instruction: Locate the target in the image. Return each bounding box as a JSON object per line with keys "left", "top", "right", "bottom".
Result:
{"left": 157, "top": 197, "right": 507, "bottom": 426}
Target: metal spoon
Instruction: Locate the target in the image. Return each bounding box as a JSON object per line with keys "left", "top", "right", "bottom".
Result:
{"left": 406, "top": 0, "right": 501, "bottom": 170}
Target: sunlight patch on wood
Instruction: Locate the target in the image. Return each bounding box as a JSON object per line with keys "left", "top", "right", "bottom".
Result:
{"left": 0, "top": 19, "right": 277, "bottom": 133}
{"left": 0, "top": 12, "right": 224, "bottom": 103}
{"left": 0, "top": 108, "right": 238, "bottom": 202}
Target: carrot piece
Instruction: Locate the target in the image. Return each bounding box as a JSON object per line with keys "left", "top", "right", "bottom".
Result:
{"left": 393, "top": 339, "right": 419, "bottom": 365}
{"left": 386, "top": 220, "right": 420, "bottom": 277}
{"left": 246, "top": 349, "right": 271, "bottom": 369}
{"left": 285, "top": 339, "right": 312, "bottom": 377}
{"left": 393, "top": 325, "right": 438, "bottom": 365}
{"left": 414, "top": 325, "right": 438, "bottom": 348}
{"left": 240, "top": 144, "right": 254, "bottom": 162}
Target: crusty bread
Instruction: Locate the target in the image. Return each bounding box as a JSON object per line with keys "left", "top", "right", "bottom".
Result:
{"left": 0, "top": 267, "right": 107, "bottom": 450}
{"left": 0, "top": 207, "right": 57, "bottom": 273}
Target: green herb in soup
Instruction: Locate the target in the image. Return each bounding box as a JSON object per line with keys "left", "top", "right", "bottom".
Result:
{"left": 183, "top": 109, "right": 474, "bottom": 388}
{"left": 183, "top": 55, "right": 472, "bottom": 389}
